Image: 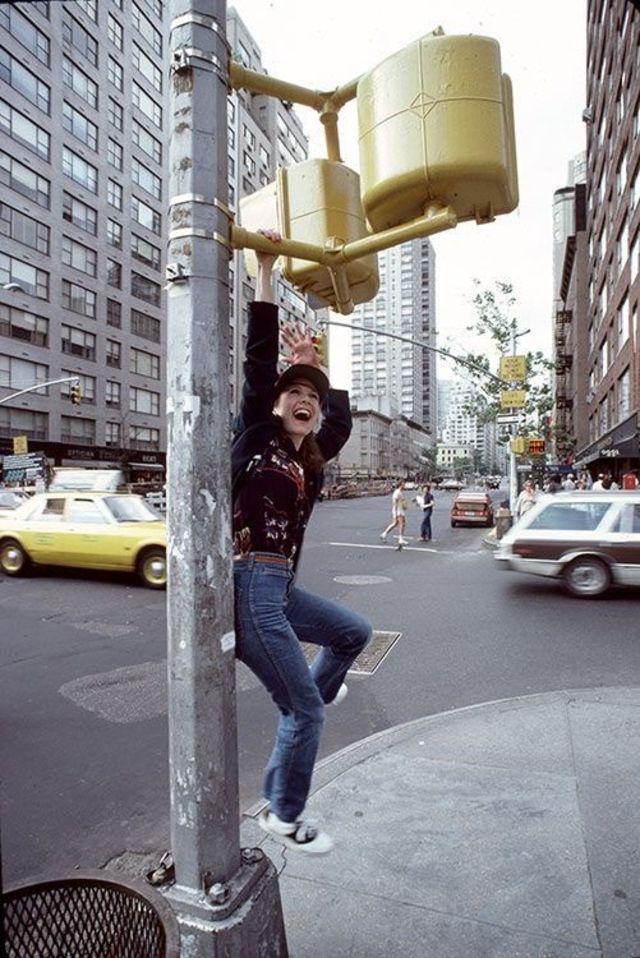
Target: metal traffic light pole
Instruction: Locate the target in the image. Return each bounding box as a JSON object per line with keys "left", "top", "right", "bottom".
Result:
{"left": 164, "top": 1, "right": 287, "bottom": 953}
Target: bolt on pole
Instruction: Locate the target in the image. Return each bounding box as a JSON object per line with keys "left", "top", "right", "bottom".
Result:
{"left": 165, "top": 1, "right": 287, "bottom": 953}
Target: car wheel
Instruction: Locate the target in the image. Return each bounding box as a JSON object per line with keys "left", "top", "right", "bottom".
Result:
{"left": 563, "top": 557, "right": 611, "bottom": 598}
{"left": 137, "top": 547, "right": 167, "bottom": 589}
{"left": 0, "top": 538, "right": 30, "bottom": 576}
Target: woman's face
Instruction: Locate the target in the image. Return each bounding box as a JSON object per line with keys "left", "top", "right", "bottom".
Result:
{"left": 273, "top": 380, "right": 320, "bottom": 442}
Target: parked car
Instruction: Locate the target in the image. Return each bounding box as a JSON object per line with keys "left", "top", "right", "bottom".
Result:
{"left": 451, "top": 491, "right": 494, "bottom": 527}
{"left": 0, "top": 491, "right": 166, "bottom": 588}
{"left": 0, "top": 490, "right": 30, "bottom": 517}
{"left": 495, "top": 491, "right": 640, "bottom": 598}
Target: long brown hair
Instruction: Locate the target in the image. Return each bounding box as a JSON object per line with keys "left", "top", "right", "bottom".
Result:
{"left": 274, "top": 417, "right": 325, "bottom": 474}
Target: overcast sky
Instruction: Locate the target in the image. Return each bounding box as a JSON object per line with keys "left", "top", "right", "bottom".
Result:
{"left": 231, "top": 0, "right": 587, "bottom": 388}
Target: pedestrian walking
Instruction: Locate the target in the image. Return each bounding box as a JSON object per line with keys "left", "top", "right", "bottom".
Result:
{"left": 562, "top": 474, "right": 576, "bottom": 491}
{"left": 231, "top": 231, "right": 371, "bottom": 855}
{"left": 380, "top": 480, "right": 408, "bottom": 545}
{"left": 515, "top": 479, "right": 538, "bottom": 520}
{"left": 622, "top": 469, "right": 639, "bottom": 489}
{"left": 417, "top": 483, "right": 434, "bottom": 541}
{"left": 592, "top": 473, "right": 605, "bottom": 490}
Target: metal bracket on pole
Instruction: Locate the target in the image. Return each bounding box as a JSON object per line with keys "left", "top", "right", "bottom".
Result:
{"left": 171, "top": 45, "right": 226, "bottom": 83}
{"left": 167, "top": 849, "right": 269, "bottom": 922}
{"left": 165, "top": 262, "right": 190, "bottom": 287}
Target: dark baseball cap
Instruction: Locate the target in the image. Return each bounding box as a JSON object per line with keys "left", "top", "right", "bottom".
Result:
{"left": 274, "top": 364, "right": 330, "bottom": 402}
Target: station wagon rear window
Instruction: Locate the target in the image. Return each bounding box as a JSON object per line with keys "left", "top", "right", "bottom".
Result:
{"left": 527, "top": 502, "right": 611, "bottom": 532}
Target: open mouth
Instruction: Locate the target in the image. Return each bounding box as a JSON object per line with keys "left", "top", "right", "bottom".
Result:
{"left": 293, "top": 408, "right": 312, "bottom": 422}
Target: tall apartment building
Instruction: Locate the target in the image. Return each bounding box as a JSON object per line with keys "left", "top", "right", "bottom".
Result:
{"left": 1, "top": 0, "right": 169, "bottom": 476}
{"left": 351, "top": 238, "right": 437, "bottom": 440}
{"left": 573, "top": 0, "right": 640, "bottom": 477}
{"left": 0, "top": 3, "right": 317, "bottom": 476}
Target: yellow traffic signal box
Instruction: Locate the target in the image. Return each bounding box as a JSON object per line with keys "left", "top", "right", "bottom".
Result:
{"left": 357, "top": 33, "right": 518, "bottom": 232}
{"left": 510, "top": 436, "right": 526, "bottom": 455}
{"left": 240, "top": 159, "right": 379, "bottom": 311}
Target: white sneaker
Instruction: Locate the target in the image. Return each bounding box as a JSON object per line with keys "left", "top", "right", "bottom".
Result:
{"left": 398, "top": 537, "right": 409, "bottom": 545}
{"left": 379, "top": 533, "right": 387, "bottom": 542}
{"left": 258, "top": 810, "right": 334, "bottom": 855}
{"left": 328, "top": 683, "right": 348, "bottom": 707}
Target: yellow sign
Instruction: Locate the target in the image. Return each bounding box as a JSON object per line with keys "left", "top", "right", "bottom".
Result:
{"left": 510, "top": 436, "right": 526, "bottom": 455}
{"left": 500, "top": 389, "right": 527, "bottom": 409}
{"left": 12, "top": 435, "right": 28, "bottom": 454}
{"left": 499, "top": 355, "right": 527, "bottom": 382}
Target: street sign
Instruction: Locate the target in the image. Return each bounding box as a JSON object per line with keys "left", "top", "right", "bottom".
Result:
{"left": 500, "top": 389, "right": 527, "bottom": 409}
{"left": 496, "top": 413, "right": 524, "bottom": 424}
{"left": 499, "top": 355, "right": 526, "bottom": 382}
{"left": 12, "top": 435, "right": 28, "bottom": 454}
{"left": 1, "top": 451, "right": 46, "bottom": 485}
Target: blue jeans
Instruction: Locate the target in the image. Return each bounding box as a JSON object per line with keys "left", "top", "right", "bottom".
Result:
{"left": 420, "top": 511, "right": 432, "bottom": 540}
{"left": 234, "top": 553, "right": 371, "bottom": 822}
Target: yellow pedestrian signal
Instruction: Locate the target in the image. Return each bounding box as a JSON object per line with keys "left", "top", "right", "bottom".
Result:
{"left": 70, "top": 383, "right": 82, "bottom": 405}
{"left": 527, "top": 438, "right": 545, "bottom": 456}
{"left": 312, "top": 332, "right": 328, "bottom": 367}
{"left": 510, "top": 436, "right": 526, "bottom": 455}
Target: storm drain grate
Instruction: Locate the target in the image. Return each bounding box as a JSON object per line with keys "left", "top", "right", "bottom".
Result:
{"left": 301, "top": 629, "right": 401, "bottom": 675}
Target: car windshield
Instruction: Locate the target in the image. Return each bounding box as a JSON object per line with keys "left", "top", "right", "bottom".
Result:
{"left": 104, "top": 496, "right": 162, "bottom": 523}
{"left": 526, "top": 501, "right": 611, "bottom": 532}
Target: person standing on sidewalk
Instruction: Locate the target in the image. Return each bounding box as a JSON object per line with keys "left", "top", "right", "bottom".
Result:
{"left": 515, "top": 479, "right": 538, "bottom": 520}
{"left": 231, "top": 232, "right": 371, "bottom": 856}
{"left": 380, "top": 480, "right": 408, "bottom": 545}
{"left": 417, "top": 483, "right": 434, "bottom": 541}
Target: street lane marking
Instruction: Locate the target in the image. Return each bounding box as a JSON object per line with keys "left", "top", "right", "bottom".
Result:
{"left": 329, "top": 541, "right": 444, "bottom": 554}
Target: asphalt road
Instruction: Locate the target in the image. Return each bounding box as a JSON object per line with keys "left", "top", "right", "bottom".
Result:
{"left": 1, "top": 488, "right": 639, "bottom": 884}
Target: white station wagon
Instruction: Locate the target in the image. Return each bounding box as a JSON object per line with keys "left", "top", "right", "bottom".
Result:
{"left": 495, "top": 491, "right": 640, "bottom": 598}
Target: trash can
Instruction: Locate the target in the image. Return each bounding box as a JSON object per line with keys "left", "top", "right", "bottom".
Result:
{"left": 3, "top": 871, "right": 180, "bottom": 958}
{"left": 495, "top": 506, "right": 512, "bottom": 540}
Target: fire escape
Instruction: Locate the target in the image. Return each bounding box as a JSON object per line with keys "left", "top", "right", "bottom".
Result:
{"left": 554, "top": 309, "right": 574, "bottom": 457}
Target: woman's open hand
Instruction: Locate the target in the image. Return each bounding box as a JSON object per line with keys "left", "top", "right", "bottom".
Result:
{"left": 281, "top": 323, "right": 321, "bottom": 368}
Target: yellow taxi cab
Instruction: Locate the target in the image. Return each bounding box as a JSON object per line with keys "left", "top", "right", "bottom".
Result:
{"left": 0, "top": 491, "right": 166, "bottom": 588}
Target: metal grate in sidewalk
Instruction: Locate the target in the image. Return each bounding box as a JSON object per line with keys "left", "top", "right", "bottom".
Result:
{"left": 301, "top": 629, "right": 401, "bottom": 675}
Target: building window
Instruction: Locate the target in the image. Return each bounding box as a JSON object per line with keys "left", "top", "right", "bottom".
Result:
{"left": 62, "top": 101, "right": 98, "bottom": 150}
{"left": 62, "top": 279, "right": 96, "bottom": 318}
{"left": 243, "top": 151, "right": 256, "bottom": 175}
{"left": 106, "top": 339, "right": 121, "bottom": 368}
{"left": 107, "top": 259, "right": 122, "bottom": 289}
{"left": 0, "top": 354, "right": 48, "bottom": 393}
{"left": 106, "top": 299, "right": 122, "bottom": 329}
{"left": 0, "top": 151, "right": 49, "bottom": 208}
{"left": 61, "top": 371, "right": 95, "bottom": 404}
{"left": 74, "top": 0, "right": 98, "bottom": 22}
{"left": 132, "top": 42, "right": 162, "bottom": 93}
{"left": 130, "top": 386, "right": 159, "bottom": 415}
{"left": 132, "top": 80, "right": 162, "bottom": 128}
{"left": 105, "top": 379, "right": 121, "bottom": 408}
{"left": 107, "top": 138, "right": 123, "bottom": 171}
{"left": 139, "top": 0, "right": 163, "bottom": 17}
{"left": 62, "top": 147, "right": 98, "bottom": 194}
{"left": 105, "top": 421, "right": 121, "bottom": 446}
{"left": 0, "top": 6, "right": 49, "bottom": 65}
{"left": 0, "top": 203, "right": 49, "bottom": 254}
{"left": 61, "top": 11, "right": 97, "bottom": 67}
{"left": 0, "top": 99, "right": 49, "bottom": 160}
{"left": 62, "top": 56, "right": 97, "bottom": 109}
{"left": 0, "top": 305, "right": 48, "bottom": 348}
{"left": 61, "top": 324, "right": 96, "bottom": 361}
{"left": 0, "top": 46, "right": 50, "bottom": 113}
{"left": 62, "top": 236, "right": 97, "bottom": 277}
{"left": 617, "top": 368, "right": 630, "bottom": 420}
{"left": 131, "top": 271, "right": 161, "bottom": 307}
{"left": 0, "top": 254, "right": 48, "bottom": 299}
{"left": 108, "top": 56, "right": 124, "bottom": 92}
{"left": 132, "top": 119, "right": 162, "bottom": 163}
{"left": 62, "top": 193, "right": 97, "bottom": 235}
{"left": 130, "top": 347, "right": 160, "bottom": 379}
{"left": 131, "top": 195, "right": 161, "bottom": 234}
{"left": 132, "top": 3, "right": 162, "bottom": 55}
{"left": 131, "top": 157, "right": 161, "bottom": 199}
{"left": 108, "top": 14, "right": 124, "bottom": 50}
{"left": 107, "top": 178, "right": 123, "bottom": 210}
{"left": 108, "top": 97, "right": 123, "bottom": 131}
{"left": 130, "top": 425, "right": 160, "bottom": 450}
{"left": 107, "top": 218, "right": 122, "bottom": 250}
{"left": 0, "top": 407, "right": 47, "bottom": 440}
{"left": 60, "top": 415, "right": 96, "bottom": 445}
{"left": 131, "top": 234, "right": 161, "bottom": 271}
{"left": 131, "top": 308, "right": 160, "bottom": 343}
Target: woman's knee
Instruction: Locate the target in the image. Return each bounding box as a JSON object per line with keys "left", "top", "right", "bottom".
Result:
{"left": 345, "top": 612, "right": 372, "bottom": 654}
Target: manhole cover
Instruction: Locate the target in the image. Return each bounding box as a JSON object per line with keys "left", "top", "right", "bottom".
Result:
{"left": 301, "top": 629, "right": 401, "bottom": 675}
{"left": 333, "top": 575, "right": 392, "bottom": 585}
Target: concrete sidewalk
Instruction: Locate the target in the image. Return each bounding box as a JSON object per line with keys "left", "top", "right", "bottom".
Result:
{"left": 242, "top": 687, "right": 640, "bottom": 958}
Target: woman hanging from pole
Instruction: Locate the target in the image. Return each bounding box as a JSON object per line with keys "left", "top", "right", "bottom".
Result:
{"left": 231, "top": 230, "right": 371, "bottom": 855}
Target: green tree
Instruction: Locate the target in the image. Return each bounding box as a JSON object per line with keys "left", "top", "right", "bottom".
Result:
{"left": 448, "top": 280, "right": 554, "bottom": 443}
{"left": 452, "top": 456, "right": 472, "bottom": 478}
